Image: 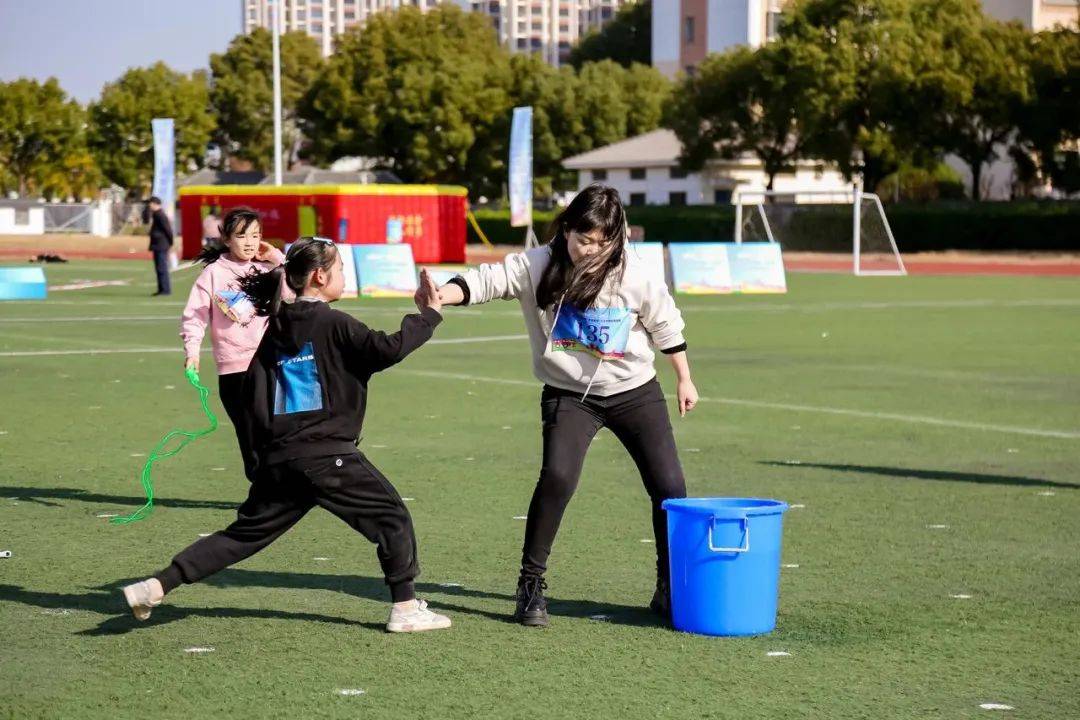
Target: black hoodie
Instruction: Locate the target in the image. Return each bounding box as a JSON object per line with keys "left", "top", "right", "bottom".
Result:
{"left": 241, "top": 299, "right": 442, "bottom": 468}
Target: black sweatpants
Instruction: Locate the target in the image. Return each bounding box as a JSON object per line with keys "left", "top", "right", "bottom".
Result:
{"left": 155, "top": 452, "right": 419, "bottom": 602}
{"left": 218, "top": 372, "right": 256, "bottom": 481}
{"left": 152, "top": 249, "right": 171, "bottom": 295}
{"left": 521, "top": 377, "right": 687, "bottom": 582}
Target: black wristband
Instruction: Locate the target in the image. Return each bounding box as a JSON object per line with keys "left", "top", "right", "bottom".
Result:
{"left": 447, "top": 276, "right": 471, "bottom": 306}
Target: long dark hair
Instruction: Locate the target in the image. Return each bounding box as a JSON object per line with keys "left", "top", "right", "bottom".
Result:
{"left": 535, "top": 184, "right": 628, "bottom": 310}
{"left": 237, "top": 237, "right": 338, "bottom": 317}
{"left": 195, "top": 206, "right": 261, "bottom": 265}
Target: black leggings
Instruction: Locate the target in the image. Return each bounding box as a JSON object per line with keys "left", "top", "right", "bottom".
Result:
{"left": 218, "top": 372, "right": 256, "bottom": 481}
{"left": 521, "top": 378, "right": 687, "bottom": 582}
{"left": 155, "top": 452, "right": 420, "bottom": 602}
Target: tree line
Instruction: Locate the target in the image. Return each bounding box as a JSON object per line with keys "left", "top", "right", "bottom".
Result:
{"left": 0, "top": 1, "right": 1076, "bottom": 202}
{"left": 0, "top": 5, "right": 669, "bottom": 201}
{"left": 669, "top": 0, "right": 1080, "bottom": 199}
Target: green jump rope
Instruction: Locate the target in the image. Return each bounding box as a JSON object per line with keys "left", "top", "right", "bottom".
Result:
{"left": 110, "top": 366, "right": 219, "bottom": 525}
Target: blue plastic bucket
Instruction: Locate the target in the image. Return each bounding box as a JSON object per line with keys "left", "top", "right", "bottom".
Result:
{"left": 662, "top": 497, "right": 788, "bottom": 636}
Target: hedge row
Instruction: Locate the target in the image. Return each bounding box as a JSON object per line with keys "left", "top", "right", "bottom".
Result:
{"left": 469, "top": 202, "right": 1080, "bottom": 252}
{"left": 886, "top": 202, "right": 1080, "bottom": 253}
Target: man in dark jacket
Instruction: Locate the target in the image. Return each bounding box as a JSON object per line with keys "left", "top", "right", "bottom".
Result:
{"left": 145, "top": 196, "right": 173, "bottom": 296}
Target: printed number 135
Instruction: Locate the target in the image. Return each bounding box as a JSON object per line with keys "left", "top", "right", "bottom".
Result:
{"left": 585, "top": 324, "right": 610, "bottom": 345}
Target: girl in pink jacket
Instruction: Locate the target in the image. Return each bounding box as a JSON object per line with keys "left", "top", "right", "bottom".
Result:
{"left": 180, "top": 206, "right": 284, "bottom": 479}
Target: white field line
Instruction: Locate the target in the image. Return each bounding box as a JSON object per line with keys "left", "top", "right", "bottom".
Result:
{"left": 0, "top": 315, "right": 177, "bottom": 323}
{"left": 0, "top": 313, "right": 1067, "bottom": 387}
{"left": 708, "top": 396, "right": 1080, "bottom": 440}
{"left": 48, "top": 279, "right": 132, "bottom": 292}
{"left": 0, "top": 347, "right": 180, "bottom": 357}
{"left": 808, "top": 362, "right": 1073, "bottom": 387}
{"left": 678, "top": 298, "right": 1080, "bottom": 314}
{"left": 5, "top": 296, "right": 1077, "bottom": 324}
{"left": 401, "top": 369, "right": 1080, "bottom": 440}
{"left": 12, "top": 297, "right": 1080, "bottom": 313}
{"left": 0, "top": 330, "right": 142, "bottom": 350}
{"left": 0, "top": 335, "right": 526, "bottom": 358}
{"left": 428, "top": 334, "right": 527, "bottom": 345}
{"left": 2, "top": 312, "right": 1074, "bottom": 393}
{"left": 1, "top": 328, "right": 1075, "bottom": 439}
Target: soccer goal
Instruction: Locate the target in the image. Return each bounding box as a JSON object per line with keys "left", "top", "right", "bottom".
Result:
{"left": 733, "top": 186, "right": 907, "bottom": 276}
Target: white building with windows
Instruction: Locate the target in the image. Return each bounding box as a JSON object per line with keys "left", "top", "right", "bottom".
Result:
{"left": 242, "top": 0, "right": 633, "bottom": 64}
{"left": 469, "top": 0, "right": 628, "bottom": 67}
{"left": 562, "top": 129, "right": 849, "bottom": 206}
{"left": 652, "top": 0, "right": 1077, "bottom": 79}
{"left": 652, "top": 0, "right": 785, "bottom": 79}
{"left": 651, "top": 0, "right": 1078, "bottom": 198}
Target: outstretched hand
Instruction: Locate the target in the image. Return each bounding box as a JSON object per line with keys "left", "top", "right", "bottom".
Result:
{"left": 414, "top": 269, "right": 443, "bottom": 313}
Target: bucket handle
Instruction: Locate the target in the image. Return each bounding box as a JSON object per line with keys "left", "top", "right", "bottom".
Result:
{"left": 708, "top": 515, "right": 750, "bottom": 553}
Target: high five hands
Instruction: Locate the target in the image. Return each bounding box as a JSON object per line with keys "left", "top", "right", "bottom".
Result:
{"left": 414, "top": 269, "right": 443, "bottom": 313}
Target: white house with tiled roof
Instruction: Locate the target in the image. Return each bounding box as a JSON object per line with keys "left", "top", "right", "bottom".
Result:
{"left": 562, "top": 129, "right": 849, "bottom": 206}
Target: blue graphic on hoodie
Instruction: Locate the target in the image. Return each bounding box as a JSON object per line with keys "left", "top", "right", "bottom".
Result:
{"left": 214, "top": 288, "right": 256, "bottom": 325}
{"left": 274, "top": 341, "right": 324, "bottom": 414}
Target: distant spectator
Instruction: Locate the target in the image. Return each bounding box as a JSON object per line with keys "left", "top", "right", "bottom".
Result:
{"left": 145, "top": 196, "right": 174, "bottom": 297}
{"left": 202, "top": 211, "right": 221, "bottom": 247}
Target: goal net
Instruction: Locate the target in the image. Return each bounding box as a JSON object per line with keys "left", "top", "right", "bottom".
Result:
{"left": 734, "top": 188, "right": 906, "bottom": 276}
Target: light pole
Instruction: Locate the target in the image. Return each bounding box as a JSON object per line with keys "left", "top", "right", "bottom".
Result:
{"left": 271, "top": 0, "right": 283, "bottom": 185}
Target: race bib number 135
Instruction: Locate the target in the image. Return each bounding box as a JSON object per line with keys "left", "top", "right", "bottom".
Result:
{"left": 551, "top": 305, "right": 633, "bottom": 359}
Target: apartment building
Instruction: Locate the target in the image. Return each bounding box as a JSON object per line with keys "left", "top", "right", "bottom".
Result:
{"left": 652, "top": 0, "right": 1077, "bottom": 79}
{"left": 467, "top": 0, "right": 628, "bottom": 66}
{"left": 981, "top": 0, "right": 1079, "bottom": 29}
{"left": 242, "top": 0, "right": 632, "bottom": 64}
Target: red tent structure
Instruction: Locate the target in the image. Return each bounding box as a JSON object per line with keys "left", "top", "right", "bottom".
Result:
{"left": 178, "top": 184, "right": 468, "bottom": 263}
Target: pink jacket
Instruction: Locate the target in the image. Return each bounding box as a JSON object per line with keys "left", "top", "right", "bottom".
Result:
{"left": 180, "top": 249, "right": 286, "bottom": 375}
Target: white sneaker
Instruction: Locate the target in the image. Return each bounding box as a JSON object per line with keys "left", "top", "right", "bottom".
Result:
{"left": 386, "top": 599, "right": 451, "bottom": 633}
{"left": 122, "top": 579, "right": 163, "bottom": 621}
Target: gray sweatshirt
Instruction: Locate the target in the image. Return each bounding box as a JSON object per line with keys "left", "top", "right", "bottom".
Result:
{"left": 457, "top": 245, "right": 686, "bottom": 398}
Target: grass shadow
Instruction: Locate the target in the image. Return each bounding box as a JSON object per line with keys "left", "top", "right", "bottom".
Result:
{"left": 0, "top": 485, "right": 237, "bottom": 511}
{"left": 1, "top": 567, "right": 665, "bottom": 637}
{"left": 759, "top": 461, "right": 1079, "bottom": 489}
{"left": 0, "top": 582, "right": 382, "bottom": 636}
{"left": 201, "top": 569, "right": 664, "bottom": 629}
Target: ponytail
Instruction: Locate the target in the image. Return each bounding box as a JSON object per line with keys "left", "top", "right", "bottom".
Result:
{"left": 195, "top": 241, "right": 229, "bottom": 266}
{"left": 238, "top": 265, "right": 286, "bottom": 317}
{"left": 237, "top": 236, "right": 338, "bottom": 318}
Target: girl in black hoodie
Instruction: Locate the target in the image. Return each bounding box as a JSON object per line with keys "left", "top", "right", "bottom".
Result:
{"left": 121, "top": 237, "right": 451, "bottom": 633}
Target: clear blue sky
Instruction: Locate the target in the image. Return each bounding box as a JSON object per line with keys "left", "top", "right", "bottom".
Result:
{"left": 0, "top": 0, "right": 242, "bottom": 103}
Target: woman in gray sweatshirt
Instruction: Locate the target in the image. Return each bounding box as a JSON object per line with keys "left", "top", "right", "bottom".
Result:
{"left": 437, "top": 184, "right": 699, "bottom": 627}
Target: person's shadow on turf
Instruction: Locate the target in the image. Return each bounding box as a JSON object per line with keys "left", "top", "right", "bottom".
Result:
{"left": 0, "top": 582, "right": 385, "bottom": 636}
{"left": 201, "top": 569, "right": 663, "bottom": 629}
{"left": 758, "top": 461, "right": 1080, "bottom": 489}
{"left": 0, "top": 572, "right": 662, "bottom": 636}
{"left": 0, "top": 485, "right": 238, "bottom": 511}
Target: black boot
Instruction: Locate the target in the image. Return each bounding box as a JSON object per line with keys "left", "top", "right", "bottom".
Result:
{"left": 649, "top": 577, "right": 671, "bottom": 620}
{"left": 513, "top": 575, "right": 549, "bottom": 627}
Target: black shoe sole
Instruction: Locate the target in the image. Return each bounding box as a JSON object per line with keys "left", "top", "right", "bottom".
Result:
{"left": 515, "top": 610, "right": 549, "bottom": 627}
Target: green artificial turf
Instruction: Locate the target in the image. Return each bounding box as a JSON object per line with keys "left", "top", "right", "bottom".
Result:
{"left": 0, "top": 260, "right": 1077, "bottom": 719}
